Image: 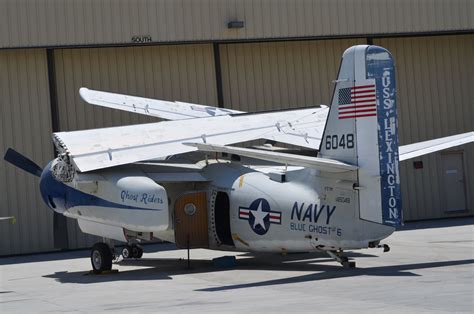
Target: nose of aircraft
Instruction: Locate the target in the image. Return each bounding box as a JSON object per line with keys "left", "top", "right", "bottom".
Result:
{"left": 39, "top": 161, "right": 67, "bottom": 213}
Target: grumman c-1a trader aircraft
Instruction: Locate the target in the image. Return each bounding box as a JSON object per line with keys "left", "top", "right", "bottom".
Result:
{"left": 5, "top": 45, "right": 473, "bottom": 272}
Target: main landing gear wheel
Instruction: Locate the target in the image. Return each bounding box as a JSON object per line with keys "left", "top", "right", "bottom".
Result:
{"left": 132, "top": 245, "right": 143, "bottom": 258}
{"left": 122, "top": 244, "right": 143, "bottom": 259}
{"left": 91, "top": 243, "right": 113, "bottom": 274}
{"left": 122, "top": 245, "right": 133, "bottom": 259}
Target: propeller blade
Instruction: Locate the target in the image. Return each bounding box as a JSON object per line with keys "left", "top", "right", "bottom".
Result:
{"left": 3, "top": 148, "right": 43, "bottom": 177}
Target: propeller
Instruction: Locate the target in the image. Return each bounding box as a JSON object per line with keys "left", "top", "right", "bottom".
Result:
{"left": 3, "top": 148, "right": 43, "bottom": 177}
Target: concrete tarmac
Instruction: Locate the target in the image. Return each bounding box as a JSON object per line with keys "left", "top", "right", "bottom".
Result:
{"left": 1, "top": 218, "right": 473, "bottom": 313}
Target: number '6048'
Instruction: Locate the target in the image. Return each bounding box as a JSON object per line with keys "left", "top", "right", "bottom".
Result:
{"left": 325, "top": 134, "right": 354, "bottom": 150}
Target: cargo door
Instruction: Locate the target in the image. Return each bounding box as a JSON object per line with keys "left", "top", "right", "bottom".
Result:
{"left": 174, "top": 192, "right": 209, "bottom": 248}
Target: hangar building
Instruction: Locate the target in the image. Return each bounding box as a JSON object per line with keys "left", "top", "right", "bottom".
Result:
{"left": 0, "top": 0, "right": 473, "bottom": 255}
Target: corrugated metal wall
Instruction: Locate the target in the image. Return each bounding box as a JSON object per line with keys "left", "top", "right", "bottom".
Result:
{"left": 0, "top": 49, "right": 55, "bottom": 255}
{"left": 220, "top": 38, "right": 365, "bottom": 111}
{"left": 1, "top": 0, "right": 473, "bottom": 49}
{"left": 221, "top": 35, "right": 473, "bottom": 221}
{"left": 374, "top": 35, "right": 474, "bottom": 220}
{"left": 0, "top": 35, "right": 472, "bottom": 255}
{"left": 54, "top": 44, "right": 217, "bottom": 249}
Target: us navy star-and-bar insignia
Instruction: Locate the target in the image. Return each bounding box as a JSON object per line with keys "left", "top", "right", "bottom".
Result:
{"left": 238, "top": 198, "right": 282, "bottom": 235}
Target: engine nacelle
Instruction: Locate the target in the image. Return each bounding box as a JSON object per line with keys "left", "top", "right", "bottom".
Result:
{"left": 62, "top": 169, "right": 170, "bottom": 232}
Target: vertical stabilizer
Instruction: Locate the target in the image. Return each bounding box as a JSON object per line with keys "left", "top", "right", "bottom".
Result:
{"left": 320, "top": 45, "right": 402, "bottom": 227}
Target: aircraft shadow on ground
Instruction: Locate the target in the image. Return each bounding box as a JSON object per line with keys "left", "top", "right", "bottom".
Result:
{"left": 41, "top": 252, "right": 372, "bottom": 284}
{"left": 41, "top": 250, "right": 474, "bottom": 289}
{"left": 197, "top": 259, "right": 474, "bottom": 292}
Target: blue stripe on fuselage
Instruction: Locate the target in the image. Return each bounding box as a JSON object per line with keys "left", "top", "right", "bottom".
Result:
{"left": 39, "top": 164, "right": 161, "bottom": 212}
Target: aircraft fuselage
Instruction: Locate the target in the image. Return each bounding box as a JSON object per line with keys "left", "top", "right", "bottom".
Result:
{"left": 39, "top": 158, "right": 394, "bottom": 253}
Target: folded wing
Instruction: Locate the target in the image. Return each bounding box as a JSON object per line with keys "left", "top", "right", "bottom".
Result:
{"left": 53, "top": 107, "right": 328, "bottom": 172}
{"left": 80, "top": 88, "right": 243, "bottom": 120}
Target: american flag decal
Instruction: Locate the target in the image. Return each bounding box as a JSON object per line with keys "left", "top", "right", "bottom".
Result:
{"left": 338, "top": 84, "right": 377, "bottom": 119}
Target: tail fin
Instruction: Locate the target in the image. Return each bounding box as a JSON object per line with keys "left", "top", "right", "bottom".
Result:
{"left": 319, "top": 45, "right": 402, "bottom": 227}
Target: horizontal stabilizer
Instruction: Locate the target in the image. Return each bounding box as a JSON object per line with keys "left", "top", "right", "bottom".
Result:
{"left": 399, "top": 132, "right": 474, "bottom": 161}
{"left": 185, "top": 143, "right": 358, "bottom": 173}
{"left": 80, "top": 88, "right": 243, "bottom": 120}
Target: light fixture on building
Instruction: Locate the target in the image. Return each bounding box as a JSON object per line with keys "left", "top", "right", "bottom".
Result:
{"left": 413, "top": 161, "right": 423, "bottom": 169}
{"left": 227, "top": 21, "right": 244, "bottom": 29}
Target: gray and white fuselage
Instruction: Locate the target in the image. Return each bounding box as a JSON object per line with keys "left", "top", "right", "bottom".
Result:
{"left": 8, "top": 44, "right": 470, "bottom": 273}
{"left": 40, "top": 158, "right": 394, "bottom": 253}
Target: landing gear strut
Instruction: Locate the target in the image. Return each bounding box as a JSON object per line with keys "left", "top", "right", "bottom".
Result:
{"left": 122, "top": 244, "right": 143, "bottom": 259}
{"left": 327, "top": 250, "right": 356, "bottom": 268}
{"left": 91, "top": 243, "right": 113, "bottom": 273}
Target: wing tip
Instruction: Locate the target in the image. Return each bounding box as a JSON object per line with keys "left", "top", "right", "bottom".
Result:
{"left": 79, "top": 87, "right": 90, "bottom": 102}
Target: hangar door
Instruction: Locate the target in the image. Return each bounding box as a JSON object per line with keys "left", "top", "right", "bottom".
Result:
{"left": 54, "top": 44, "right": 217, "bottom": 249}
{"left": 0, "top": 49, "right": 55, "bottom": 255}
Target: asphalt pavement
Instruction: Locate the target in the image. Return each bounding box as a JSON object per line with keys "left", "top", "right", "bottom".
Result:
{"left": 1, "top": 217, "right": 473, "bottom": 313}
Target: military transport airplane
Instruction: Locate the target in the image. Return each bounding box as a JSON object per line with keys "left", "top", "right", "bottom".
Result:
{"left": 4, "top": 45, "right": 473, "bottom": 272}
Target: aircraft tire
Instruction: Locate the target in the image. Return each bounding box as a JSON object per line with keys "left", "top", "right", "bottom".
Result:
{"left": 122, "top": 245, "right": 133, "bottom": 259}
{"left": 91, "top": 243, "right": 113, "bottom": 274}
{"left": 132, "top": 245, "right": 143, "bottom": 259}
{"left": 136, "top": 246, "right": 143, "bottom": 258}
